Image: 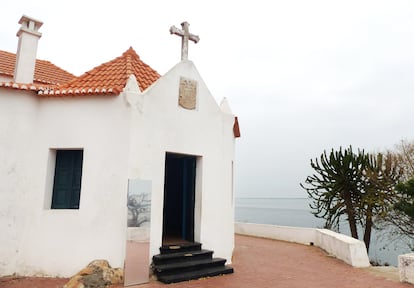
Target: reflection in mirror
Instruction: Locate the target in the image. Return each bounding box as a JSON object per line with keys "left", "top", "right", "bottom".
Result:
{"left": 124, "top": 179, "right": 151, "bottom": 286}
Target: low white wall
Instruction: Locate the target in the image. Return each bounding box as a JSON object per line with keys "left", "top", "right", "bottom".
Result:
{"left": 235, "top": 222, "right": 370, "bottom": 268}
{"left": 235, "top": 222, "right": 316, "bottom": 245}
{"left": 399, "top": 253, "right": 414, "bottom": 284}
{"left": 314, "top": 228, "right": 370, "bottom": 268}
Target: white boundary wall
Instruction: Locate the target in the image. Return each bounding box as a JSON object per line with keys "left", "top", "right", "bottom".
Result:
{"left": 235, "top": 222, "right": 370, "bottom": 268}
{"left": 399, "top": 253, "right": 414, "bottom": 284}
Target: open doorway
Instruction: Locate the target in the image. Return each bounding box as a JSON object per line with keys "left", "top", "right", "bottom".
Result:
{"left": 162, "top": 153, "right": 196, "bottom": 245}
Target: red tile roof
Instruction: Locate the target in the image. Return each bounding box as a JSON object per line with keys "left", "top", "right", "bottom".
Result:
{"left": 0, "top": 47, "right": 160, "bottom": 96}
{"left": 39, "top": 47, "right": 160, "bottom": 96}
{"left": 0, "top": 50, "right": 75, "bottom": 85}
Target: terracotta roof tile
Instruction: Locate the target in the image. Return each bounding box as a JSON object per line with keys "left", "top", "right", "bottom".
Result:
{"left": 40, "top": 47, "right": 160, "bottom": 96}
{"left": 1, "top": 47, "right": 160, "bottom": 97}
{"left": 0, "top": 50, "right": 75, "bottom": 84}
{"left": 233, "top": 116, "right": 241, "bottom": 138}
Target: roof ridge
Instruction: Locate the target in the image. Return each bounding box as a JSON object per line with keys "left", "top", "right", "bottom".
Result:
{"left": 0, "top": 49, "right": 75, "bottom": 85}
{"left": 37, "top": 47, "right": 160, "bottom": 96}
{"left": 125, "top": 48, "right": 134, "bottom": 77}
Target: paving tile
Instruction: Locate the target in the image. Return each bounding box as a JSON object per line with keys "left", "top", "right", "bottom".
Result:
{"left": 3, "top": 235, "right": 409, "bottom": 288}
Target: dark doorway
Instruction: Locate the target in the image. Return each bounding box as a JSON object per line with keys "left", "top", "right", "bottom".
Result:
{"left": 162, "top": 153, "right": 196, "bottom": 245}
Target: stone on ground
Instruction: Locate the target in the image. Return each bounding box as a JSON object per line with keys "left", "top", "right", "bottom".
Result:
{"left": 64, "top": 259, "right": 123, "bottom": 288}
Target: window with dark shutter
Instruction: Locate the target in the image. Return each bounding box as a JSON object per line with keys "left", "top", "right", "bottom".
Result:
{"left": 51, "top": 150, "right": 83, "bottom": 209}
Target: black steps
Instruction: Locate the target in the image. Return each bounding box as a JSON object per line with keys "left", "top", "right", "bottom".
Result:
{"left": 152, "top": 242, "right": 233, "bottom": 284}
{"left": 154, "top": 257, "right": 227, "bottom": 274}
{"left": 159, "top": 242, "right": 202, "bottom": 254}
{"left": 157, "top": 265, "right": 234, "bottom": 284}
{"left": 153, "top": 249, "right": 213, "bottom": 265}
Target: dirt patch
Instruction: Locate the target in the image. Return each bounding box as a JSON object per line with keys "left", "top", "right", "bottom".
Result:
{"left": 0, "top": 276, "right": 68, "bottom": 288}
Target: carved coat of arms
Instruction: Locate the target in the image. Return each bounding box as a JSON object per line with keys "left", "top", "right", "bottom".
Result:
{"left": 179, "top": 77, "right": 197, "bottom": 110}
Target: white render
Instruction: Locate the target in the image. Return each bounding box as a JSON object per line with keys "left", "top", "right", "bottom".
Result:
{"left": 0, "top": 60, "right": 236, "bottom": 277}
{"left": 14, "top": 15, "right": 42, "bottom": 83}
{"left": 399, "top": 253, "right": 414, "bottom": 284}
{"left": 235, "top": 222, "right": 371, "bottom": 268}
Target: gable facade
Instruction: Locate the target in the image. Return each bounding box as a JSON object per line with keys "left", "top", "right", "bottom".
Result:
{"left": 0, "top": 16, "right": 238, "bottom": 278}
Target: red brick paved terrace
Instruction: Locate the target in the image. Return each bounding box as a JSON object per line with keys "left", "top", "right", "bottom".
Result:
{"left": 0, "top": 234, "right": 411, "bottom": 288}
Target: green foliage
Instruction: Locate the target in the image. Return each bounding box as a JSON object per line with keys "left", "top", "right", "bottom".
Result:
{"left": 376, "top": 177, "right": 414, "bottom": 249}
{"left": 395, "top": 179, "right": 414, "bottom": 219}
{"left": 360, "top": 153, "right": 402, "bottom": 250}
{"left": 301, "top": 147, "right": 403, "bottom": 251}
{"left": 300, "top": 146, "right": 368, "bottom": 238}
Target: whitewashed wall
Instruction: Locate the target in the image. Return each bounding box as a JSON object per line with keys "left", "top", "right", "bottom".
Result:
{"left": 0, "top": 90, "right": 131, "bottom": 277}
{"left": 0, "top": 60, "right": 236, "bottom": 276}
{"left": 0, "top": 89, "right": 38, "bottom": 276}
{"left": 129, "top": 61, "right": 236, "bottom": 263}
{"left": 399, "top": 253, "right": 414, "bottom": 284}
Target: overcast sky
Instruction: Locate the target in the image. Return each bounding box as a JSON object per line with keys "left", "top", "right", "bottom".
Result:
{"left": 2, "top": 0, "right": 414, "bottom": 198}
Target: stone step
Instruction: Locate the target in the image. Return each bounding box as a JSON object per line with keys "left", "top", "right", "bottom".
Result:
{"left": 153, "top": 257, "right": 227, "bottom": 275}
{"left": 152, "top": 249, "right": 213, "bottom": 265}
{"left": 156, "top": 265, "right": 234, "bottom": 284}
{"left": 159, "top": 242, "right": 202, "bottom": 254}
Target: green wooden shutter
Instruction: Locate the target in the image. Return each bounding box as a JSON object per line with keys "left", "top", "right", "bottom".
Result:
{"left": 51, "top": 150, "right": 83, "bottom": 209}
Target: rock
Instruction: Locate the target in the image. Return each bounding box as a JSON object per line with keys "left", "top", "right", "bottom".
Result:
{"left": 64, "top": 259, "right": 124, "bottom": 288}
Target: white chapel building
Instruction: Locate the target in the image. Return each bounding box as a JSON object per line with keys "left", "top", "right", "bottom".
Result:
{"left": 0, "top": 15, "right": 240, "bottom": 280}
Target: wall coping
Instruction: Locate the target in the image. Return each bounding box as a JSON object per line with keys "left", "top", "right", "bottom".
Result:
{"left": 235, "top": 222, "right": 370, "bottom": 268}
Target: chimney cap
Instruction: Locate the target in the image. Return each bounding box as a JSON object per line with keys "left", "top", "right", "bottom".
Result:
{"left": 18, "top": 15, "right": 43, "bottom": 34}
{"left": 19, "top": 15, "right": 43, "bottom": 26}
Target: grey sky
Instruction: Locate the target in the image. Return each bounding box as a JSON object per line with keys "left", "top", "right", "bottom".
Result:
{"left": 2, "top": 0, "right": 414, "bottom": 198}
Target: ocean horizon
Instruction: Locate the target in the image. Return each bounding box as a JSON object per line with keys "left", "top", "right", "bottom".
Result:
{"left": 234, "top": 197, "right": 410, "bottom": 266}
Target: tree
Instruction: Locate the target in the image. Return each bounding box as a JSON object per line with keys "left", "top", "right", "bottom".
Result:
{"left": 378, "top": 178, "right": 414, "bottom": 248}
{"left": 373, "top": 139, "right": 414, "bottom": 250}
{"left": 360, "top": 153, "right": 402, "bottom": 251}
{"left": 300, "top": 146, "right": 368, "bottom": 239}
{"left": 395, "top": 179, "right": 414, "bottom": 219}
{"left": 393, "top": 139, "right": 414, "bottom": 180}
{"left": 302, "top": 147, "right": 403, "bottom": 253}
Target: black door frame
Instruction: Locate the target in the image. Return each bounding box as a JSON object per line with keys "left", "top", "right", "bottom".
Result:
{"left": 162, "top": 152, "right": 196, "bottom": 244}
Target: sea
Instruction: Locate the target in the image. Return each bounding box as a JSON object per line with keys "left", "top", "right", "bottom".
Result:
{"left": 235, "top": 197, "right": 411, "bottom": 267}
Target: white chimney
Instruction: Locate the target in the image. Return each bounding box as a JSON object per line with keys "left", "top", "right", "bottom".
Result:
{"left": 14, "top": 15, "right": 43, "bottom": 83}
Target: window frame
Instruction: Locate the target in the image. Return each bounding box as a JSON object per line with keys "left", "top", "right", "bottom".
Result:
{"left": 50, "top": 149, "right": 84, "bottom": 209}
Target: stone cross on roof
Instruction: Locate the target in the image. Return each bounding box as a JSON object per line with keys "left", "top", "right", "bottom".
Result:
{"left": 170, "top": 22, "right": 200, "bottom": 61}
